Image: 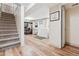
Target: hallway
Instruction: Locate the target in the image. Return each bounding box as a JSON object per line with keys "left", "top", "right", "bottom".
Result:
{"left": 0, "top": 35, "right": 79, "bottom": 56}
{"left": 24, "top": 35, "right": 79, "bottom": 56}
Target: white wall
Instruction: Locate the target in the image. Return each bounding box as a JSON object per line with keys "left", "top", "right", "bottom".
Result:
{"left": 65, "top": 6, "right": 79, "bottom": 47}
{"left": 20, "top": 5, "right": 24, "bottom": 46}
{"left": 49, "top": 5, "right": 62, "bottom": 48}
{"left": 15, "top": 5, "right": 24, "bottom": 46}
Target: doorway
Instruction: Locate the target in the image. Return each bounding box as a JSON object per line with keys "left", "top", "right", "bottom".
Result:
{"left": 24, "top": 22, "right": 33, "bottom": 35}
{"left": 65, "top": 4, "right": 79, "bottom": 47}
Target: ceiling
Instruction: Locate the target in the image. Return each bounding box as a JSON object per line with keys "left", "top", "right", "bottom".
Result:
{"left": 23, "top": 3, "right": 79, "bottom": 18}
{"left": 24, "top": 3, "right": 59, "bottom": 17}
{"left": 22, "top": 3, "right": 31, "bottom": 8}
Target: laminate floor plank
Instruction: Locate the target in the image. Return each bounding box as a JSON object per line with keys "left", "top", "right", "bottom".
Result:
{"left": 0, "top": 35, "right": 79, "bottom": 56}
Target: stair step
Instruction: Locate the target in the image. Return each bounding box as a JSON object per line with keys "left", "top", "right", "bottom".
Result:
{"left": 1, "top": 17, "right": 15, "bottom": 19}
{"left": 0, "top": 19, "right": 15, "bottom": 21}
{"left": 0, "top": 24, "right": 16, "bottom": 25}
{"left": 0, "top": 29, "right": 16, "bottom": 30}
{"left": 1, "top": 15, "right": 15, "bottom": 17}
{"left": 0, "top": 31, "right": 17, "bottom": 34}
{"left": 1, "top": 18, "right": 15, "bottom": 20}
{"left": 1, "top": 12, "right": 14, "bottom": 17}
{"left": 0, "top": 30, "right": 17, "bottom": 31}
{"left": 1, "top": 15, "right": 14, "bottom": 17}
{"left": 0, "top": 26, "right": 16, "bottom": 29}
{"left": 0, "top": 26, "right": 16, "bottom": 28}
{"left": 0, "top": 39, "right": 20, "bottom": 48}
{"left": 1, "top": 43, "right": 20, "bottom": 50}
{"left": 0, "top": 23, "right": 15, "bottom": 24}
{"left": 0, "top": 37, "right": 19, "bottom": 41}
{"left": 0, "top": 21, "right": 16, "bottom": 24}
{"left": 0, "top": 28, "right": 16, "bottom": 30}
{"left": 1, "top": 14, "right": 15, "bottom": 18}
{"left": 0, "top": 35, "right": 18, "bottom": 39}
{"left": 0, "top": 34, "right": 18, "bottom": 39}
{"left": 1, "top": 15, "right": 14, "bottom": 18}
{"left": 0, "top": 33, "right": 18, "bottom": 36}
{"left": 0, "top": 24, "right": 16, "bottom": 26}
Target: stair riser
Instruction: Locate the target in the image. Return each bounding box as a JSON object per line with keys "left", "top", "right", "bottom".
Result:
{"left": 0, "top": 30, "right": 17, "bottom": 32}
{"left": 1, "top": 16, "right": 15, "bottom": 19}
{"left": 0, "top": 22, "right": 16, "bottom": 24}
{"left": 0, "top": 25, "right": 16, "bottom": 27}
{"left": 0, "top": 23, "right": 16, "bottom": 25}
{"left": 1, "top": 17, "right": 15, "bottom": 20}
{"left": 0, "top": 27, "right": 16, "bottom": 29}
{"left": 0, "top": 39, "right": 19, "bottom": 43}
{"left": 0, "top": 39, "right": 20, "bottom": 48}
{"left": 1, "top": 14, "right": 15, "bottom": 17}
{"left": 1, "top": 13, "right": 14, "bottom": 15}
{"left": 1, "top": 19, "right": 15, "bottom": 21}
{"left": 0, "top": 35, "right": 18, "bottom": 39}
{"left": 0, "top": 31, "right": 17, "bottom": 34}
{"left": 0, "top": 21, "right": 15, "bottom": 23}
{"left": 1, "top": 15, "right": 14, "bottom": 17}
{"left": 0, "top": 19, "right": 15, "bottom": 22}
{"left": 0, "top": 28, "right": 16, "bottom": 30}
{"left": 1, "top": 12, "right": 14, "bottom": 17}
{"left": 0, "top": 29, "right": 17, "bottom": 31}
{"left": 0, "top": 43, "right": 20, "bottom": 50}
{"left": 0, "top": 38, "right": 19, "bottom": 42}
{"left": 0, "top": 26, "right": 16, "bottom": 28}
{"left": 0, "top": 33, "right": 18, "bottom": 36}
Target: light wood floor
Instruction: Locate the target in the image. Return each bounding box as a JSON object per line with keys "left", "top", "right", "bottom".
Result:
{"left": 0, "top": 35, "right": 79, "bottom": 56}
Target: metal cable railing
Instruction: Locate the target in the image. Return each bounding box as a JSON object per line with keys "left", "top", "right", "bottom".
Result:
{"left": 1, "top": 3, "right": 13, "bottom": 14}
{"left": 0, "top": 3, "right": 19, "bottom": 15}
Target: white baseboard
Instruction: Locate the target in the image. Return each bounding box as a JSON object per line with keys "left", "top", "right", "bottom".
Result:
{"left": 66, "top": 42, "right": 79, "bottom": 48}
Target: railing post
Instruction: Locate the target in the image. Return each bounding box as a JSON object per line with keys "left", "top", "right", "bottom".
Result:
{"left": 0, "top": 3, "right": 1, "bottom": 18}
{"left": 13, "top": 3, "right": 14, "bottom": 15}
{"left": 0, "top": 3, "right": 2, "bottom": 18}
{"left": 0, "top": 3, "right": 2, "bottom": 13}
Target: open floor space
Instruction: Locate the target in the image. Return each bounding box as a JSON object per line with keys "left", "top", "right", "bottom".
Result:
{"left": 0, "top": 35, "right": 79, "bottom": 56}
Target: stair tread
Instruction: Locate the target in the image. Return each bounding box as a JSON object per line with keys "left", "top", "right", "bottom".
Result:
{"left": 0, "top": 40, "right": 20, "bottom": 48}
{"left": 1, "top": 12, "right": 14, "bottom": 16}
{"left": 0, "top": 27, "right": 16, "bottom": 28}
{"left": 0, "top": 26, "right": 16, "bottom": 28}
{"left": 0, "top": 31, "right": 17, "bottom": 34}
{"left": 0, "top": 37, "right": 19, "bottom": 41}
{"left": 0, "top": 33, "right": 18, "bottom": 36}
{"left": 0, "top": 23, "right": 16, "bottom": 25}
{"left": 0, "top": 30, "right": 17, "bottom": 31}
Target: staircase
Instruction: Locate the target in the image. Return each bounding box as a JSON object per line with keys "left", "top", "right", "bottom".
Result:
{"left": 0, "top": 12, "right": 20, "bottom": 50}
